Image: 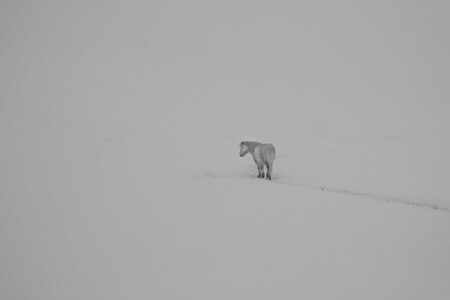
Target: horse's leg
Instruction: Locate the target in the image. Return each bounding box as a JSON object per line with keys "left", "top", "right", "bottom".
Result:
{"left": 258, "top": 163, "right": 264, "bottom": 178}
{"left": 265, "top": 162, "right": 271, "bottom": 180}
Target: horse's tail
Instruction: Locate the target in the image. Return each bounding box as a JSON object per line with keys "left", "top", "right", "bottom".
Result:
{"left": 264, "top": 144, "right": 275, "bottom": 176}
{"left": 270, "top": 146, "right": 275, "bottom": 173}
{"left": 268, "top": 144, "right": 276, "bottom": 162}
{"left": 267, "top": 145, "right": 275, "bottom": 179}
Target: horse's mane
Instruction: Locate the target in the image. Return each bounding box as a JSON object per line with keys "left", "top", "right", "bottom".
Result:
{"left": 241, "top": 141, "right": 261, "bottom": 152}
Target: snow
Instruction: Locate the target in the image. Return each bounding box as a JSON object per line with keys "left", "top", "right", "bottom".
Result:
{"left": 1, "top": 1, "right": 450, "bottom": 299}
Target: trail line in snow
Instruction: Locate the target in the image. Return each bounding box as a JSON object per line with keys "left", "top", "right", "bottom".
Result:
{"left": 191, "top": 169, "right": 448, "bottom": 213}
{"left": 273, "top": 179, "right": 449, "bottom": 213}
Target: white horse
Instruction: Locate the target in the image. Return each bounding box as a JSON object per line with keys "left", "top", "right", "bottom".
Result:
{"left": 239, "top": 141, "right": 276, "bottom": 180}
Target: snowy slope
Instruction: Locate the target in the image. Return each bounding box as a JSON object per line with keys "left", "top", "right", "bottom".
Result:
{"left": 1, "top": 1, "right": 450, "bottom": 299}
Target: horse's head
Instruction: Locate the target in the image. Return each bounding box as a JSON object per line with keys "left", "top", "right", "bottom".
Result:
{"left": 239, "top": 141, "right": 249, "bottom": 157}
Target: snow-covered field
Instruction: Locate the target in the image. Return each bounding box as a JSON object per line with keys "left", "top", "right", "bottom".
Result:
{"left": 1, "top": 1, "right": 450, "bottom": 299}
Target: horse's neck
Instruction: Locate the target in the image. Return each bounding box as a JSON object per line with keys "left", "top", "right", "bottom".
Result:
{"left": 247, "top": 142, "right": 261, "bottom": 154}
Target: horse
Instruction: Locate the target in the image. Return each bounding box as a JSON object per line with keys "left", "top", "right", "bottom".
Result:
{"left": 239, "top": 141, "right": 275, "bottom": 180}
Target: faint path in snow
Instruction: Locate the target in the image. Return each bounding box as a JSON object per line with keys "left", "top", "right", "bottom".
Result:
{"left": 272, "top": 180, "right": 449, "bottom": 213}
{"left": 191, "top": 170, "right": 449, "bottom": 213}
{"left": 86, "top": 133, "right": 126, "bottom": 162}
{"left": 191, "top": 170, "right": 217, "bottom": 179}
{"left": 191, "top": 169, "right": 243, "bottom": 180}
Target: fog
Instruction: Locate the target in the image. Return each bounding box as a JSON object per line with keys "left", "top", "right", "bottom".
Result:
{"left": 1, "top": 1, "right": 450, "bottom": 299}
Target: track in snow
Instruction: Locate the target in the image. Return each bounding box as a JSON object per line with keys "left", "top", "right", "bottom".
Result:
{"left": 192, "top": 170, "right": 449, "bottom": 213}
{"left": 272, "top": 179, "right": 449, "bottom": 213}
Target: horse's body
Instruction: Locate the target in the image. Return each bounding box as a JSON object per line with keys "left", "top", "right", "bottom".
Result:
{"left": 239, "top": 141, "right": 275, "bottom": 180}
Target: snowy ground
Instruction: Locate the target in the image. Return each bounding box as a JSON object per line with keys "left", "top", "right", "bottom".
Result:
{"left": 1, "top": 1, "right": 450, "bottom": 299}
